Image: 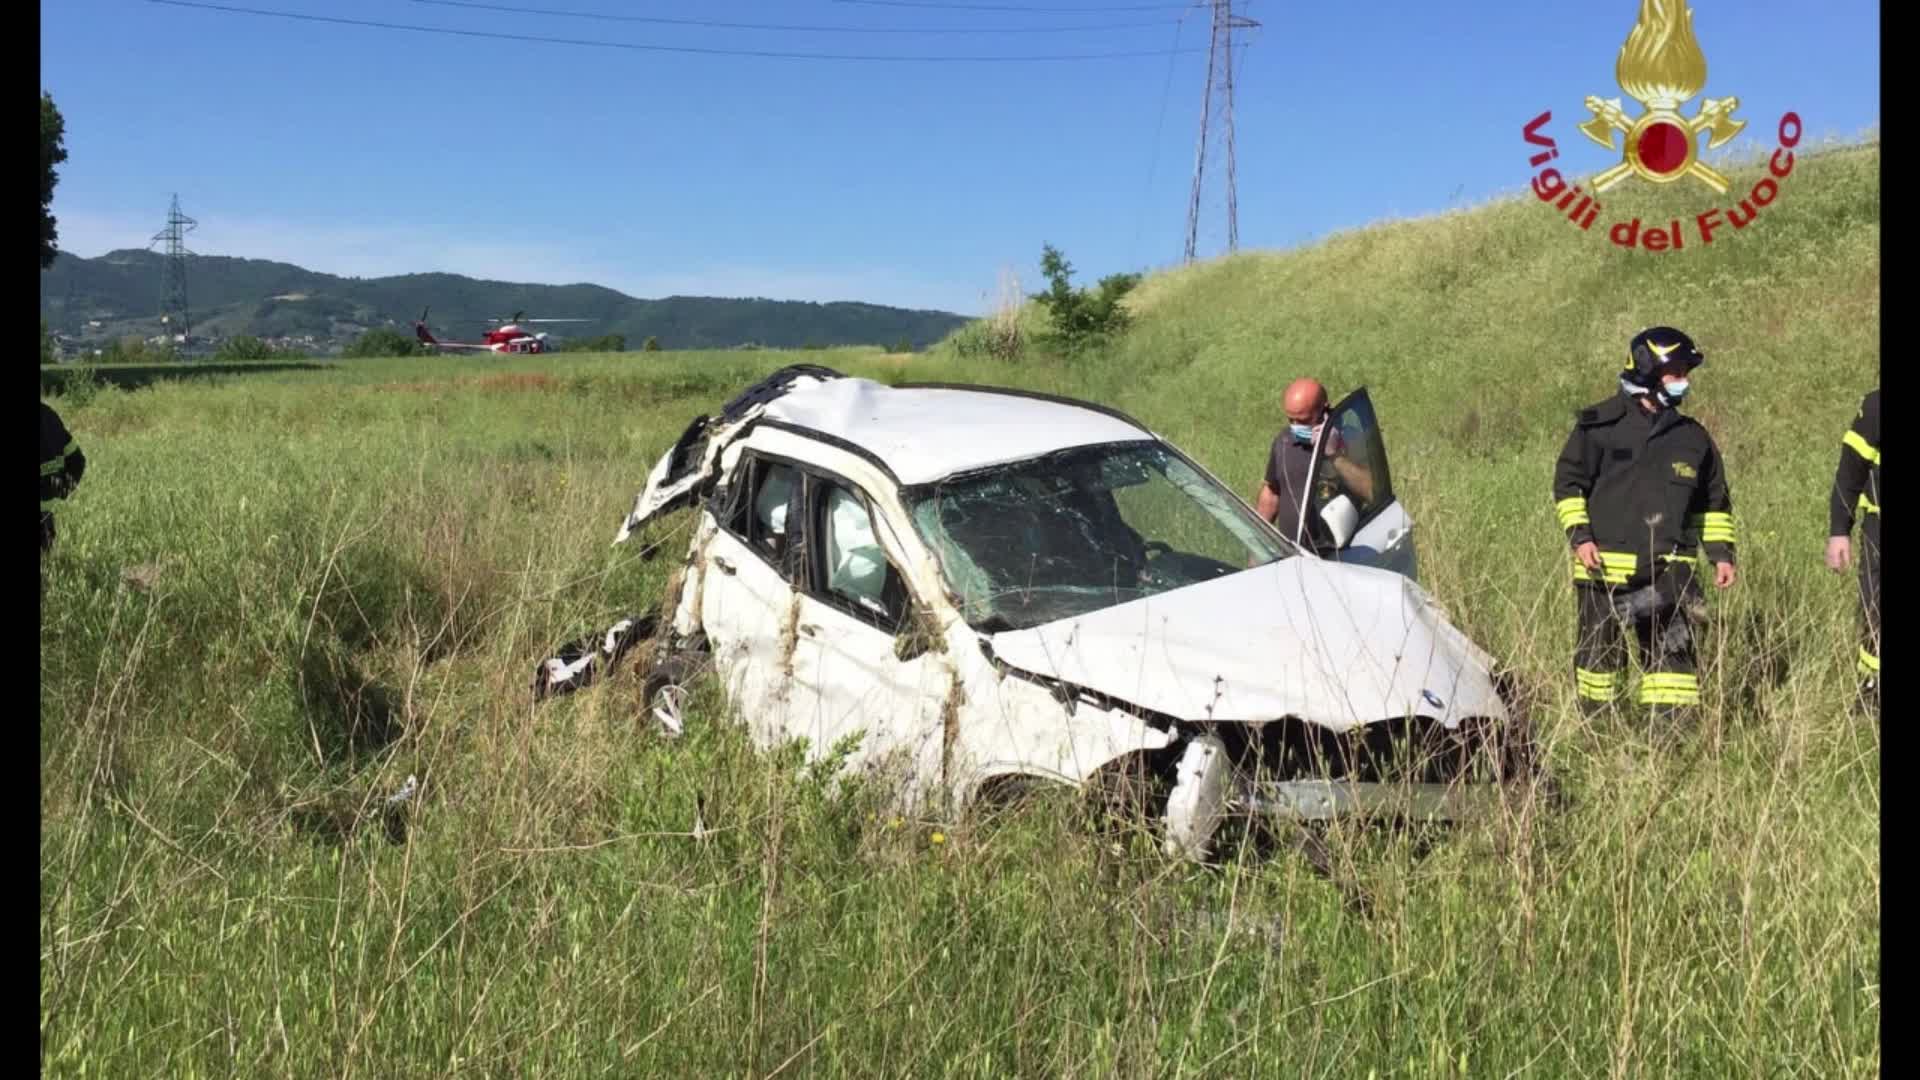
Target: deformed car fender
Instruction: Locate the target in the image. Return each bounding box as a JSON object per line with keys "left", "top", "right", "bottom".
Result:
{"left": 942, "top": 638, "right": 1181, "bottom": 805}
{"left": 1161, "top": 734, "right": 1231, "bottom": 861}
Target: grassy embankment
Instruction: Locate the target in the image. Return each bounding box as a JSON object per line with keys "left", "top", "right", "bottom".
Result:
{"left": 41, "top": 140, "right": 1878, "bottom": 1076}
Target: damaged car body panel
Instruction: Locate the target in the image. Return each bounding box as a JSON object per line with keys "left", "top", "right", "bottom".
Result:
{"left": 978, "top": 558, "right": 1506, "bottom": 734}
{"left": 616, "top": 366, "right": 1524, "bottom": 860}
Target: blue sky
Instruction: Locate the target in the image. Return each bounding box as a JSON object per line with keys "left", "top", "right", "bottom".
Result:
{"left": 41, "top": 0, "right": 1878, "bottom": 315}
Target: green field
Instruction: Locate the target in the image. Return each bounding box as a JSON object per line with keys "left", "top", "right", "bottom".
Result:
{"left": 41, "top": 141, "right": 1879, "bottom": 1077}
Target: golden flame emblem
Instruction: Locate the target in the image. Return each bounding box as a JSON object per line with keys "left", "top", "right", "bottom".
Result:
{"left": 1578, "top": 0, "right": 1746, "bottom": 194}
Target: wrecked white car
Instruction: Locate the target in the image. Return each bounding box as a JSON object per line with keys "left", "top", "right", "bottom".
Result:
{"left": 609, "top": 365, "right": 1533, "bottom": 861}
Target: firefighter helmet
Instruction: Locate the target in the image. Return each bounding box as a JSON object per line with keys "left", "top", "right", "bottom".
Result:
{"left": 1624, "top": 326, "right": 1704, "bottom": 386}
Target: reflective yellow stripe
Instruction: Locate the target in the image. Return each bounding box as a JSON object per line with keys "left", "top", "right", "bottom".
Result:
{"left": 1576, "top": 668, "right": 1621, "bottom": 701}
{"left": 1858, "top": 494, "right": 1880, "bottom": 515}
{"left": 1843, "top": 429, "right": 1880, "bottom": 466}
{"left": 1684, "top": 513, "right": 1737, "bottom": 544}
{"left": 1858, "top": 648, "right": 1880, "bottom": 675}
{"left": 1555, "top": 496, "right": 1591, "bottom": 530}
{"left": 1638, "top": 672, "right": 1701, "bottom": 705}
{"left": 1639, "top": 689, "right": 1701, "bottom": 705}
{"left": 1571, "top": 551, "right": 1637, "bottom": 584}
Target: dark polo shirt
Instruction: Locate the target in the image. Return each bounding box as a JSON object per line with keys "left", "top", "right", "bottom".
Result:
{"left": 1265, "top": 431, "right": 1338, "bottom": 552}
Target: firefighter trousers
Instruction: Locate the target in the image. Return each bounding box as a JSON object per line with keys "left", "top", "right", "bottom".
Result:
{"left": 1573, "top": 566, "right": 1703, "bottom": 710}
{"left": 1857, "top": 534, "right": 1880, "bottom": 686}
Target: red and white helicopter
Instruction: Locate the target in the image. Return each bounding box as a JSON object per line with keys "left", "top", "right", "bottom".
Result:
{"left": 412, "top": 308, "right": 590, "bottom": 355}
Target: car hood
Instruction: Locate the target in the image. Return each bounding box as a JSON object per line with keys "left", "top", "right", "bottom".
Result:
{"left": 984, "top": 557, "right": 1506, "bottom": 732}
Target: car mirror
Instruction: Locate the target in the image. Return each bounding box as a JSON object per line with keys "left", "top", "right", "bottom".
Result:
{"left": 1319, "top": 493, "right": 1360, "bottom": 549}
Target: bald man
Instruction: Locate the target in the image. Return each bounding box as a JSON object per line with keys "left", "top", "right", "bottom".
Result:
{"left": 1255, "top": 378, "right": 1373, "bottom": 552}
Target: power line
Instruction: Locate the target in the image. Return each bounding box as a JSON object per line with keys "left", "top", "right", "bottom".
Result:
{"left": 148, "top": 194, "right": 197, "bottom": 345}
{"left": 149, "top": 0, "right": 1207, "bottom": 61}
{"left": 1129, "top": 8, "right": 1193, "bottom": 265}
{"left": 1184, "top": 0, "right": 1257, "bottom": 262}
{"left": 831, "top": 0, "right": 1193, "bottom": 11}
{"left": 409, "top": 0, "right": 1179, "bottom": 34}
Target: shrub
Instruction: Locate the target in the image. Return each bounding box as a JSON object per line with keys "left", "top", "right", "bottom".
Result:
{"left": 1031, "top": 243, "right": 1139, "bottom": 354}
{"left": 950, "top": 266, "right": 1025, "bottom": 362}
{"left": 560, "top": 333, "right": 627, "bottom": 353}
{"left": 214, "top": 335, "right": 276, "bottom": 362}
{"left": 98, "top": 337, "right": 179, "bottom": 364}
{"left": 342, "top": 328, "right": 425, "bottom": 359}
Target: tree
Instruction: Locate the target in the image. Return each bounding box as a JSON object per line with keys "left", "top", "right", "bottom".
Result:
{"left": 1031, "top": 243, "right": 1139, "bottom": 354}
{"left": 41, "top": 92, "right": 67, "bottom": 269}
{"left": 342, "top": 328, "right": 425, "bottom": 358}
{"left": 642, "top": 336, "right": 662, "bottom": 352}
{"left": 559, "top": 333, "right": 626, "bottom": 353}
{"left": 40, "top": 319, "right": 56, "bottom": 366}
{"left": 214, "top": 335, "right": 275, "bottom": 362}
{"left": 99, "top": 337, "right": 177, "bottom": 364}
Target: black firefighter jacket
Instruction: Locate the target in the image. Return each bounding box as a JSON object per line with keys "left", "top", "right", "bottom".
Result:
{"left": 41, "top": 402, "right": 85, "bottom": 518}
{"left": 1829, "top": 388, "right": 1880, "bottom": 549}
{"left": 1552, "top": 391, "right": 1736, "bottom": 589}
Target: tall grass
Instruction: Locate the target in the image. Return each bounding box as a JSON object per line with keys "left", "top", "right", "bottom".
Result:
{"left": 41, "top": 145, "right": 1877, "bottom": 1077}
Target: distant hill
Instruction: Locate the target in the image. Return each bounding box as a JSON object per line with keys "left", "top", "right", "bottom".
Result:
{"left": 39, "top": 250, "right": 971, "bottom": 352}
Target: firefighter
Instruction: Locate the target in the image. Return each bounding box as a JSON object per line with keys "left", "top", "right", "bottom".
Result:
{"left": 40, "top": 400, "right": 85, "bottom": 555}
{"left": 1551, "top": 327, "right": 1737, "bottom": 727}
{"left": 1826, "top": 387, "right": 1879, "bottom": 706}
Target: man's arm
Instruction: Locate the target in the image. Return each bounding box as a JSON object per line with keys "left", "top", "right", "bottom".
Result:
{"left": 1693, "top": 440, "right": 1737, "bottom": 587}
{"left": 1256, "top": 436, "right": 1285, "bottom": 525}
{"left": 1255, "top": 482, "right": 1280, "bottom": 524}
{"left": 1827, "top": 392, "right": 1878, "bottom": 571}
{"left": 1830, "top": 392, "right": 1877, "bottom": 538}
{"left": 1553, "top": 424, "right": 1600, "bottom": 570}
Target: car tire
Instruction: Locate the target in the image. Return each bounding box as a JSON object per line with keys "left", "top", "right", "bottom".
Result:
{"left": 639, "top": 647, "right": 706, "bottom": 736}
{"left": 1081, "top": 751, "right": 1176, "bottom": 851}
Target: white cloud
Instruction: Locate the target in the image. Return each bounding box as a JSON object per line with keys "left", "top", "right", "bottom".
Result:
{"left": 53, "top": 209, "right": 984, "bottom": 315}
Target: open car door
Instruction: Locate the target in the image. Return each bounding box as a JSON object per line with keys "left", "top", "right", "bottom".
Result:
{"left": 1301, "top": 386, "right": 1418, "bottom": 582}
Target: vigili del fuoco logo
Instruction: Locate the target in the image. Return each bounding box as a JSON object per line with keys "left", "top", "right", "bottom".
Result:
{"left": 1519, "top": 0, "right": 1802, "bottom": 252}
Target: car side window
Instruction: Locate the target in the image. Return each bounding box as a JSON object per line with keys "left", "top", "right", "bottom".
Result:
{"left": 815, "top": 481, "right": 909, "bottom": 631}
{"left": 724, "top": 456, "right": 800, "bottom": 566}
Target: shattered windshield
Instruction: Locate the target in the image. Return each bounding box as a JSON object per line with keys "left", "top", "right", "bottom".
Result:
{"left": 906, "top": 441, "right": 1295, "bottom": 632}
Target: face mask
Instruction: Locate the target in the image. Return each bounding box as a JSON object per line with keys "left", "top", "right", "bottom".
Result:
{"left": 1661, "top": 380, "right": 1690, "bottom": 402}
{"left": 1289, "top": 423, "right": 1315, "bottom": 444}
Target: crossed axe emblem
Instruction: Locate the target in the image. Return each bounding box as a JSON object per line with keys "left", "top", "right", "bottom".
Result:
{"left": 1578, "top": 95, "right": 1746, "bottom": 194}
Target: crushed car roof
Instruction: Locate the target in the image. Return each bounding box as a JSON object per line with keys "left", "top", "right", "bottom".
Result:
{"left": 760, "top": 376, "right": 1156, "bottom": 486}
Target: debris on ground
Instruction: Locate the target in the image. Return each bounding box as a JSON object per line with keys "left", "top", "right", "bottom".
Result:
{"left": 531, "top": 613, "right": 656, "bottom": 701}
